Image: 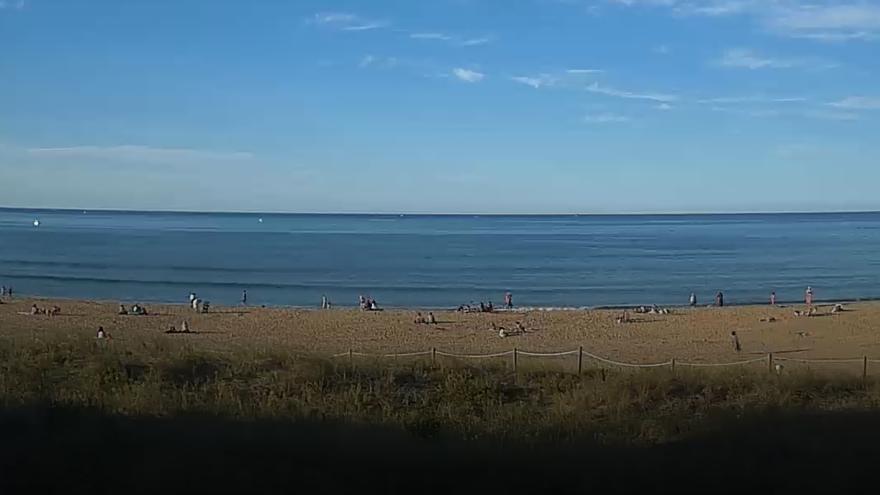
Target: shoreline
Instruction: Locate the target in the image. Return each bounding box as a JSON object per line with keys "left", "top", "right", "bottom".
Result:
{"left": 3, "top": 291, "right": 872, "bottom": 312}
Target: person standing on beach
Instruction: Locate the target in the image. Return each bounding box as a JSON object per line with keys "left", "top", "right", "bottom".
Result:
{"left": 731, "top": 331, "right": 741, "bottom": 352}
{"left": 689, "top": 293, "right": 697, "bottom": 307}
{"left": 242, "top": 289, "right": 248, "bottom": 306}
{"left": 805, "top": 286, "right": 813, "bottom": 306}
{"left": 715, "top": 291, "right": 724, "bottom": 307}
{"left": 321, "top": 295, "right": 328, "bottom": 309}
{"left": 770, "top": 291, "right": 777, "bottom": 305}
{"left": 504, "top": 292, "right": 513, "bottom": 309}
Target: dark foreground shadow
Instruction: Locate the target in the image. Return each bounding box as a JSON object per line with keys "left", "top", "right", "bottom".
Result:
{"left": 2, "top": 407, "right": 879, "bottom": 494}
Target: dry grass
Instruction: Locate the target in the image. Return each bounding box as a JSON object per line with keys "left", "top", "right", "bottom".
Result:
{"left": 4, "top": 330, "right": 880, "bottom": 492}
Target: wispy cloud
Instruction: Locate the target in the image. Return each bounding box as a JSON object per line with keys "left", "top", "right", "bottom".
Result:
{"left": 509, "top": 69, "right": 603, "bottom": 90}
{"left": 358, "top": 55, "right": 398, "bottom": 69}
{"left": 803, "top": 109, "right": 860, "bottom": 121}
{"left": 310, "top": 12, "right": 389, "bottom": 31}
{"left": 767, "top": 4, "right": 880, "bottom": 41}
{"left": 566, "top": 68, "right": 604, "bottom": 74}
{"left": 611, "top": 1, "right": 880, "bottom": 42}
{"left": 583, "top": 113, "right": 630, "bottom": 124}
{"left": 410, "top": 32, "right": 453, "bottom": 41}
{"left": 27, "top": 145, "right": 254, "bottom": 164}
{"left": 452, "top": 68, "right": 485, "bottom": 83}
{"left": 510, "top": 74, "right": 557, "bottom": 89}
{"left": 698, "top": 95, "right": 808, "bottom": 104}
{"left": 409, "top": 31, "right": 493, "bottom": 47}
{"left": 655, "top": 103, "right": 674, "bottom": 111}
{"left": 715, "top": 48, "right": 835, "bottom": 70}
{"left": 710, "top": 105, "right": 859, "bottom": 121}
{"left": 460, "top": 36, "right": 493, "bottom": 46}
{"left": 0, "top": 0, "right": 25, "bottom": 9}
{"left": 828, "top": 96, "right": 880, "bottom": 110}
{"left": 586, "top": 82, "right": 677, "bottom": 103}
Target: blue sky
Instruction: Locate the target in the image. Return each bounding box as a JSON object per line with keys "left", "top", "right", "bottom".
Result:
{"left": 2, "top": 0, "right": 880, "bottom": 214}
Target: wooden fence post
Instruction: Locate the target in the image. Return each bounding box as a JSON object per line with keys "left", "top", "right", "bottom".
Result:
{"left": 513, "top": 347, "right": 518, "bottom": 373}
{"left": 671, "top": 358, "right": 676, "bottom": 375}
{"left": 348, "top": 348, "right": 353, "bottom": 368}
{"left": 577, "top": 346, "right": 583, "bottom": 375}
{"left": 768, "top": 353, "right": 773, "bottom": 374}
{"left": 864, "top": 356, "right": 868, "bottom": 386}
{"left": 431, "top": 347, "right": 436, "bottom": 366}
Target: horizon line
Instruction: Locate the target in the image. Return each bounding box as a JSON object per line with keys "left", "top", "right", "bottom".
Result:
{"left": 2, "top": 206, "right": 880, "bottom": 217}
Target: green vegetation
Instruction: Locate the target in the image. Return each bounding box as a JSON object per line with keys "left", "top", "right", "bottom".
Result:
{"left": 2, "top": 334, "right": 880, "bottom": 492}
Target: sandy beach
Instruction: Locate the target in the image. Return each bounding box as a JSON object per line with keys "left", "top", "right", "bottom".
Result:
{"left": 2, "top": 297, "right": 879, "bottom": 373}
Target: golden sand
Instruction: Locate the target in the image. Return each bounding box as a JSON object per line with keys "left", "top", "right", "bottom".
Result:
{"left": 2, "top": 298, "right": 879, "bottom": 371}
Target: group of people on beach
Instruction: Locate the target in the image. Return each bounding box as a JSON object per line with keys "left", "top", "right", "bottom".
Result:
{"left": 118, "top": 303, "right": 148, "bottom": 316}
{"left": 686, "top": 286, "right": 818, "bottom": 308}
{"left": 29, "top": 303, "right": 60, "bottom": 316}
{"left": 359, "top": 295, "right": 380, "bottom": 311}
{"left": 188, "top": 293, "right": 211, "bottom": 313}
{"left": 492, "top": 321, "right": 527, "bottom": 338}
{"left": 0, "top": 285, "right": 13, "bottom": 299}
{"left": 456, "top": 292, "right": 514, "bottom": 313}
{"left": 413, "top": 312, "right": 437, "bottom": 325}
{"left": 458, "top": 301, "right": 494, "bottom": 313}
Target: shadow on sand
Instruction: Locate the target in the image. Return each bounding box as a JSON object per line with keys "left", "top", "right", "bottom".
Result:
{"left": 1, "top": 406, "right": 878, "bottom": 493}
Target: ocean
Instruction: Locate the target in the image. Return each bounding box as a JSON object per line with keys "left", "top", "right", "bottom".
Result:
{"left": 1, "top": 208, "right": 879, "bottom": 308}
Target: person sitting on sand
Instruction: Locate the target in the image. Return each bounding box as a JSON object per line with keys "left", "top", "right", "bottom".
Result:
{"left": 48, "top": 306, "right": 60, "bottom": 317}
{"left": 132, "top": 304, "right": 147, "bottom": 316}
{"left": 369, "top": 299, "right": 378, "bottom": 311}
{"left": 30, "top": 304, "right": 40, "bottom": 315}
{"left": 96, "top": 326, "right": 108, "bottom": 339}
{"left": 498, "top": 327, "right": 508, "bottom": 338}
{"left": 414, "top": 312, "right": 425, "bottom": 324}
{"left": 731, "top": 331, "right": 741, "bottom": 352}
{"left": 616, "top": 311, "right": 631, "bottom": 324}
{"left": 427, "top": 312, "right": 436, "bottom": 324}
{"left": 118, "top": 304, "right": 128, "bottom": 315}
{"left": 515, "top": 321, "right": 526, "bottom": 334}
{"left": 831, "top": 303, "right": 845, "bottom": 314}
{"left": 181, "top": 320, "right": 190, "bottom": 333}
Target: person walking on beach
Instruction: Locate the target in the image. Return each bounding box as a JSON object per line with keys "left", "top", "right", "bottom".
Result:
{"left": 805, "top": 286, "right": 813, "bottom": 306}
{"left": 731, "top": 331, "right": 741, "bottom": 352}
{"left": 241, "top": 289, "right": 248, "bottom": 306}
{"left": 689, "top": 292, "right": 697, "bottom": 307}
{"left": 715, "top": 291, "right": 724, "bottom": 307}
{"left": 770, "top": 291, "right": 777, "bottom": 305}
{"left": 504, "top": 292, "right": 513, "bottom": 309}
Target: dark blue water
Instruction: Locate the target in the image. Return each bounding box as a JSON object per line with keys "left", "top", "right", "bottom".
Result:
{"left": 1, "top": 208, "right": 879, "bottom": 308}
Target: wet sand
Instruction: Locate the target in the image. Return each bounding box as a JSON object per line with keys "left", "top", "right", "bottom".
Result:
{"left": 2, "top": 297, "right": 879, "bottom": 372}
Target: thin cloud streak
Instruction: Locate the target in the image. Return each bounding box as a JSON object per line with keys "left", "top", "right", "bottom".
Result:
{"left": 586, "top": 82, "right": 677, "bottom": 103}
{"left": 828, "top": 96, "right": 880, "bottom": 110}
{"left": 27, "top": 145, "right": 254, "bottom": 164}
{"left": 452, "top": 68, "right": 485, "bottom": 83}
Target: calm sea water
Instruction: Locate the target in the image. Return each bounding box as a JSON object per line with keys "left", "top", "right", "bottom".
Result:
{"left": 1, "top": 208, "right": 879, "bottom": 308}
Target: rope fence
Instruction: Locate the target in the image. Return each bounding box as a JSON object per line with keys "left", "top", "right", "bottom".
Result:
{"left": 331, "top": 346, "right": 880, "bottom": 380}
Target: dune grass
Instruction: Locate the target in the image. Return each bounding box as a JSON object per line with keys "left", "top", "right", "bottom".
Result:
{"left": 2, "top": 333, "right": 879, "bottom": 445}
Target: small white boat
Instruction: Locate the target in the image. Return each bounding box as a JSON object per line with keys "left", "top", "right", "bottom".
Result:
{"left": 33, "top": 219, "right": 40, "bottom": 227}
